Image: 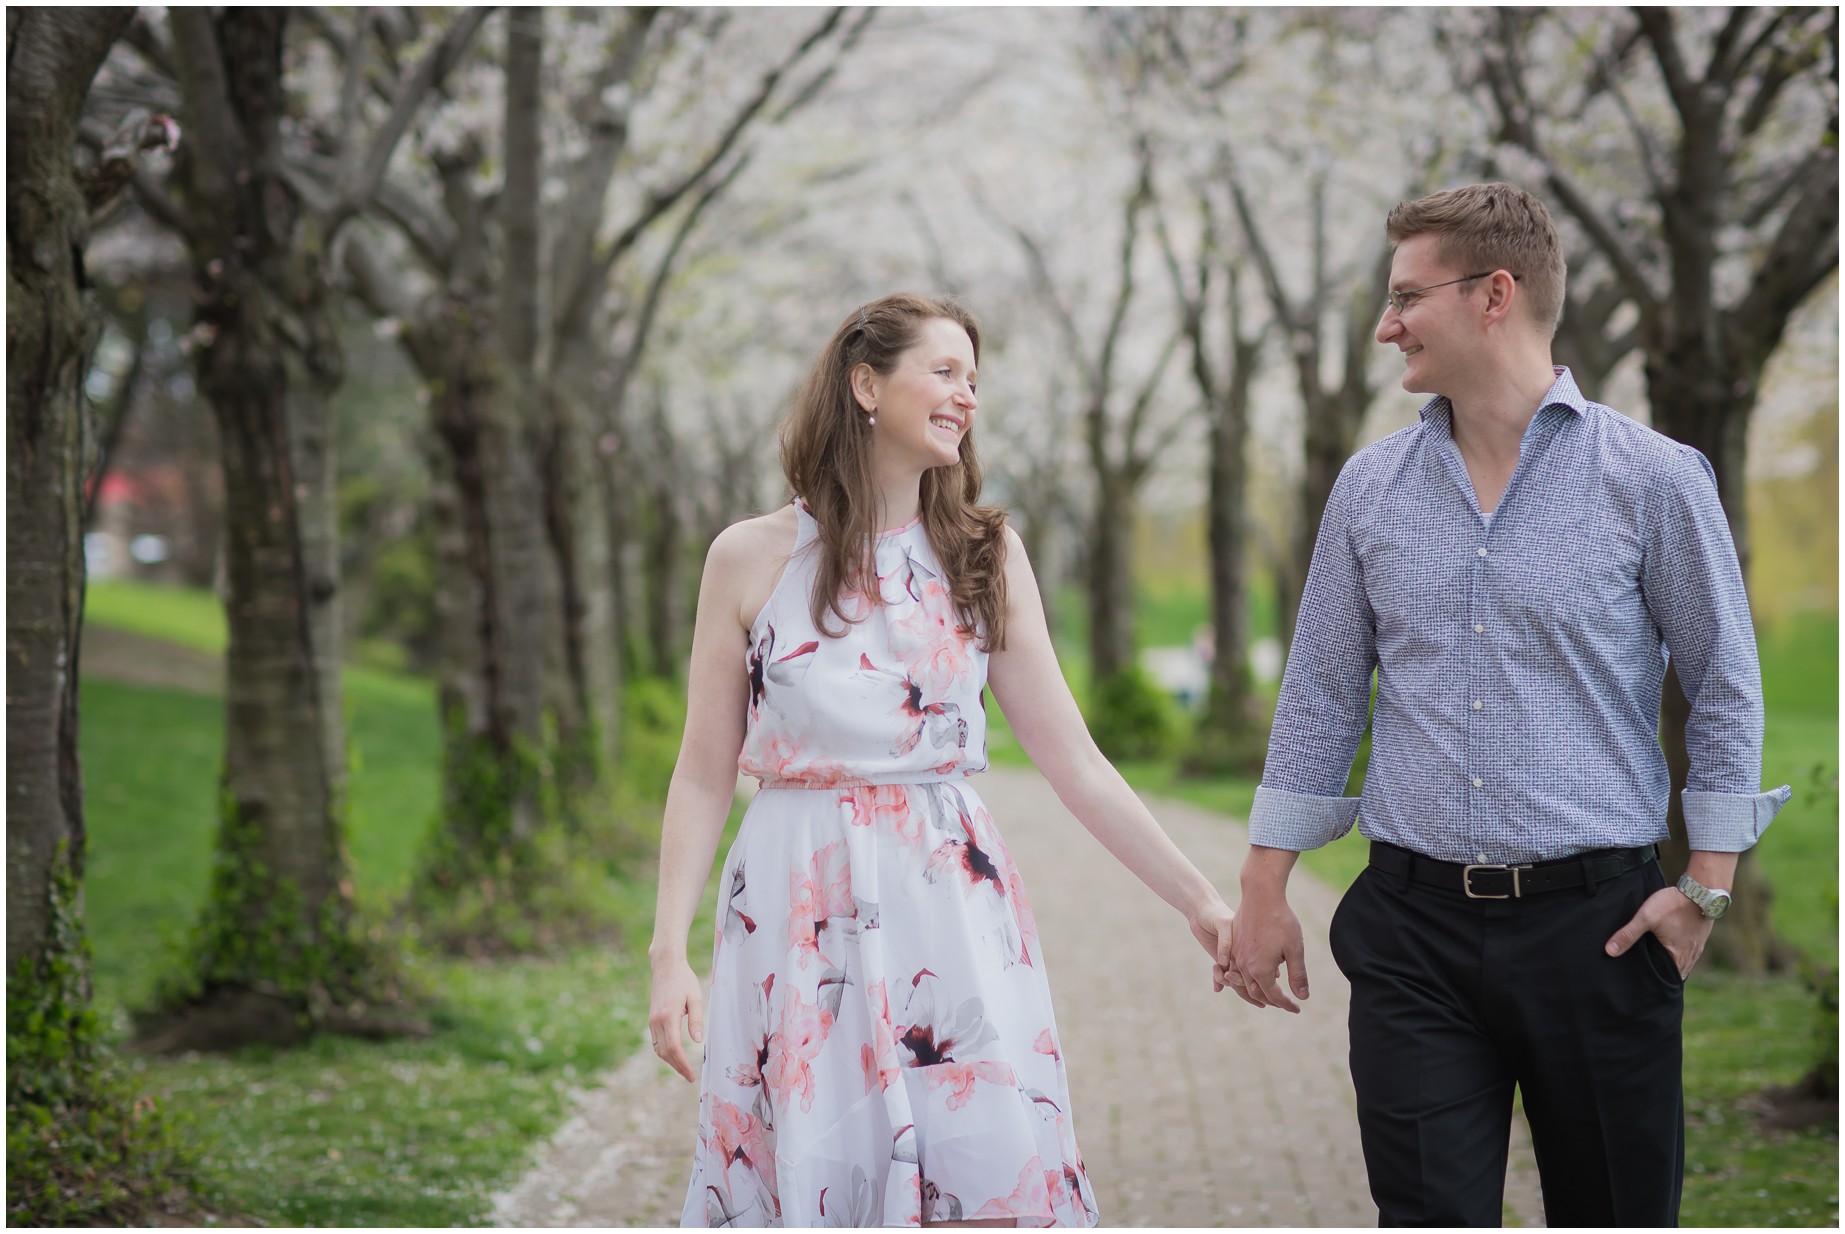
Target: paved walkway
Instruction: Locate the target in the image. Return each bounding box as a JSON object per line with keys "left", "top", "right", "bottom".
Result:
{"left": 492, "top": 766, "right": 1545, "bottom": 1227}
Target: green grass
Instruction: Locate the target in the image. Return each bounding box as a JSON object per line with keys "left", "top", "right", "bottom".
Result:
{"left": 126, "top": 939, "right": 654, "bottom": 1226}
{"left": 1681, "top": 975, "right": 1839, "bottom": 1227}
{"left": 74, "top": 585, "right": 737, "bottom": 1225}
{"left": 77, "top": 665, "right": 732, "bottom": 1225}
{"left": 80, "top": 670, "right": 442, "bottom": 1019}
{"left": 87, "top": 579, "right": 227, "bottom": 653}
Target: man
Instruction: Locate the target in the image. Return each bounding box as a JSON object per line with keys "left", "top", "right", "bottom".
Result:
{"left": 1225, "top": 182, "right": 1789, "bottom": 1227}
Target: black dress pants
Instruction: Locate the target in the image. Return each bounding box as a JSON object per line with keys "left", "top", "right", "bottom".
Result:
{"left": 1328, "top": 850, "right": 1685, "bottom": 1227}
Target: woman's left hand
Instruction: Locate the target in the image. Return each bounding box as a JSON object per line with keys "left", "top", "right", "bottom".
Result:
{"left": 1186, "top": 895, "right": 1237, "bottom": 992}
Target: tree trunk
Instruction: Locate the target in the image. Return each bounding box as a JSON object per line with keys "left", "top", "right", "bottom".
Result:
{"left": 640, "top": 398, "right": 686, "bottom": 681}
{"left": 1086, "top": 465, "right": 1137, "bottom": 684}
{"left": 137, "top": 8, "right": 388, "bottom": 1049}
{"left": 1287, "top": 377, "right": 1369, "bottom": 654}
{"left": 543, "top": 359, "right": 622, "bottom": 801}
{"left": 606, "top": 428, "right": 648, "bottom": 678}
{"left": 5, "top": 3, "right": 127, "bottom": 980}
{"left": 409, "top": 301, "right": 553, "bottom": 854}
{"left": 1013, "top": 498, "right": 1062, "bottom": 641}
{"left": 1642, "top": 348, "right": 1790, "bottom": 974}
{"left": 1196, "top": 338, "right": 1266, "bottom": 771}
{"left": 7, "top": 12, "right": 199, "bottom": 1218}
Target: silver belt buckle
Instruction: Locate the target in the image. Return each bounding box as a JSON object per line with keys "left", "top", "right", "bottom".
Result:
{"left": 1463, "top": 862, "right": 1531, "bottom": 899}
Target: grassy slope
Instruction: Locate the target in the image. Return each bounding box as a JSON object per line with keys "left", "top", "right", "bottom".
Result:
{"left": 78, "top": 581, "right": 726, "bottom": 1225}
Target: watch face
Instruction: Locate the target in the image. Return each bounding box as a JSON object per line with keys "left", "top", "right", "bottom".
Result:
{"left": 1707, "top": 892, "right": 1732, "bottom": 919}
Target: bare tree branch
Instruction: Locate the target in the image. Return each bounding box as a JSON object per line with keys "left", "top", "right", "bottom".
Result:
{"left": 1563, "top": 10, "right": 1670, "bottom": 199}
{"left": 166, "top": 10, "right": 240, "bottom": 226}
{"left": 340, "top": 226, "right": 422, "bottom": 324}
{"left": 570, "top": 6, "right": 853, "bottom": 332}
{"left": 1480, "top": 21, "right": 1662, "bottom": 309}
{"left": 610, "top": 152, "right": 753, "bottom": 404}
{"left": 548, "top": 8, "right": 664, "bottom": 328}
{"left": 335, "top": 6, "right": 491, "bottom": 226}
{"left": 122, "top": 10, "right": 176, "bottom": 78}
{"left": 769, "top": 6, "right": 878, "bottom": 123}
{"left": 1736, "top": 10, "right": 1829, "bottom": 139}
{"left": 370, "top": 177, "right": 456, "bottom": 271}
{"left": 966, "top": 177, "right": 1090, "bottom": 385}
{"left": 1728, "top": 145, "right": 1841, "bottom": 360}
{"left": 1634, "top": 8, "right": 1701, "bottom": 123}
{"left": 1094, "top": 140, "right": 1157, "bottom": 403}
{"left": 334, "top": 8, "right": 373, "bottom": 173}
{"left": 1711, "top": 7, "right": 1788, "bottom": 88}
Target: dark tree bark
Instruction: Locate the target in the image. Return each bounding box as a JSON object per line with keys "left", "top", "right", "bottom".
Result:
{"left": 120, "top": 7, "right": 476, "bottom": 1043}
{"left": 6, "top": 10, "right": 197, "bottom": 1222}
{"left": 150, "top": 8, "right": 356, "bottom": 1045}
{"left": 6, "top": 0, "right": 132, "bottom": 996}
{"left": 1480, "top": 5, "right": 1839, "bottom": 972}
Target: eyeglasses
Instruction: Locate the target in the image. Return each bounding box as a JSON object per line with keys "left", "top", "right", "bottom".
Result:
{"left": 1383, "top": 271, "right": 1518, "bottom": 316}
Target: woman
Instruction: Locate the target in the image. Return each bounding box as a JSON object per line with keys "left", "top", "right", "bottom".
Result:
{"left": 649, "top": 293, "right": 1236, "bottom": 1228}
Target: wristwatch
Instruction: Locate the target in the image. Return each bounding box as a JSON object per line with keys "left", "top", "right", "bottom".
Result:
{"left": 1676, "top": 873, "right": 1732, "bottom": 920}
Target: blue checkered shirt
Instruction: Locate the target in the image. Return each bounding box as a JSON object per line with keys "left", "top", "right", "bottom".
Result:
{"left": 1250, "top": 368, "right": 1790, "bottom": 864}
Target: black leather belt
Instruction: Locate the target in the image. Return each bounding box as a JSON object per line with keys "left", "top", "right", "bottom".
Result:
{"left": 1368, "top": 840, "right": 1658, "bottom": 900}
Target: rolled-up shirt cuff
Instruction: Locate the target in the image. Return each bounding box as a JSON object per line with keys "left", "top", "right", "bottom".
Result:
{"left": 1248, "top": 784, "right": 1362, "bottom": 851}
{"left": 1682, "top": 785, "right": 1792, "bottom": 852}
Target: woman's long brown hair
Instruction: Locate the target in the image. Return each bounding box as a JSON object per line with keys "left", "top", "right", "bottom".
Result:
{"left": 781, "top": 293, "right": 1010, "bottom": 651}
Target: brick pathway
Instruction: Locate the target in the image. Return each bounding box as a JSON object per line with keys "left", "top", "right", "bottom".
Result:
{"left": 491, "top": 766, "right": 1545, "bottom": 1227}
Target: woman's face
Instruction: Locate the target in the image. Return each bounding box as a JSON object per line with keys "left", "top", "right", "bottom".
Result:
{"left": 855, "top": 317, "right": 978, "bottom": 471}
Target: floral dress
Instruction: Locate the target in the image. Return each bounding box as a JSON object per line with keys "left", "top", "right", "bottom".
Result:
{"left": 680, "top": 500, "right": 1099, "bottom": 1228}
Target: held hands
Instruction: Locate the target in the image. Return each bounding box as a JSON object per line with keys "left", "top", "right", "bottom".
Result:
{"left": 1605, "top": 885, "right": 1714, "bottom": 980}
{"left": 1186, "top": 894, "right": 1238, "bottom": 989}
{"left": 1221, "top": 887, "right": 1310, "bottom": 1013}
{"left": 647, "top": 956, "right": 705, "bottom": 1082}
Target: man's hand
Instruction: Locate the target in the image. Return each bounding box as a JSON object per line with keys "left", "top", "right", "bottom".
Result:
{"left": 1224, "top": 846, "right": 1310, "bottom": 1013}
{"left": 1605, "top": 886, "right": 1714, "bottom": 980}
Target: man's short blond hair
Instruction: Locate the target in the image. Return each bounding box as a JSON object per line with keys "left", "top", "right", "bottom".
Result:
{"left": 1385, "top": 183, "right": 1567, "bottom": 338}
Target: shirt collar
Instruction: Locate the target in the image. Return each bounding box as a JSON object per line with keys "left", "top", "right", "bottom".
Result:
{"left": 1418, "top": 366, "right": 1590, "bottom": 425}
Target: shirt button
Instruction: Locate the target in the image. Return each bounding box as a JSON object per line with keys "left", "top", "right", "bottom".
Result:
{"left": 1473, "top": 777, "right": 1484, "bottom": 788}
{"left": 1472, "top": 700, "right": 1483, "bottom": 710}
{"left": 1474, "top": 623, "right": 1484, "bottom": 633}
{"left": 1476, "top": 546, "right": 1488, "bottom": 558}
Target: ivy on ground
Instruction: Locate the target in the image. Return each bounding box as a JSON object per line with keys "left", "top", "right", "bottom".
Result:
{"left": 7, "top": 852, "right": 194, "bottom": 1224}
{"left": 142, "top": 776, "right": 413, "bottom": 1035}
{"left": 409, "top": 717, "right": 624, "bottom": 956}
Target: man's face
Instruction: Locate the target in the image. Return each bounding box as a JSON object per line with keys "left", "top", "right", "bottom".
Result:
{"left": 1375, "top": 233, "right": 1485, "bottom": 397}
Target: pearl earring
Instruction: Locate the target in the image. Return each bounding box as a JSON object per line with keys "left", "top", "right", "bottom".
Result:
{"left": 867, "top": 408, "right": 877, "bottom": 426}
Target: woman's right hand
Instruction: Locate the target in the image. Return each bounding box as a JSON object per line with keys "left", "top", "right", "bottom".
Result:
{"left": 648, "top": 957, "right": 705, "bottom": 1082}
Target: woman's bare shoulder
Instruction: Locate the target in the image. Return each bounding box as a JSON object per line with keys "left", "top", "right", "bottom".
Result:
{"left": 707, "top": 504, "right": 799, "bottom": 566}
{"left": 705, "top": 506, "right": 801, "bottom": 636}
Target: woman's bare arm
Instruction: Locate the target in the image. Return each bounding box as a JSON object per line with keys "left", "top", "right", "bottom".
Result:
{"left": 647, "top": 512, "right": 791, "bottom": 1079}
{"left": 985, "top": 526, "right": 1234, "bottom": 972}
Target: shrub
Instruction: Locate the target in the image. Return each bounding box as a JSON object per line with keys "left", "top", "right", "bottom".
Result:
{"left": 1085, "top": 666, "right": 1182, "bottom": 763}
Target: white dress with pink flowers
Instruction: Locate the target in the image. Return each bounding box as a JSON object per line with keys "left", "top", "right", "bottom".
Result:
{"left": 679, "top": 500, "right": 1099, "bottom": 1228}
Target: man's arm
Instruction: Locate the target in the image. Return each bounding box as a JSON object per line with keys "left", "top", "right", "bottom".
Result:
{"left": 1231, "top": 461, "right": 1378, "bottom": 1011}
{"left": 1609, "top": 445, "right": 1791, "bottom": 976}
